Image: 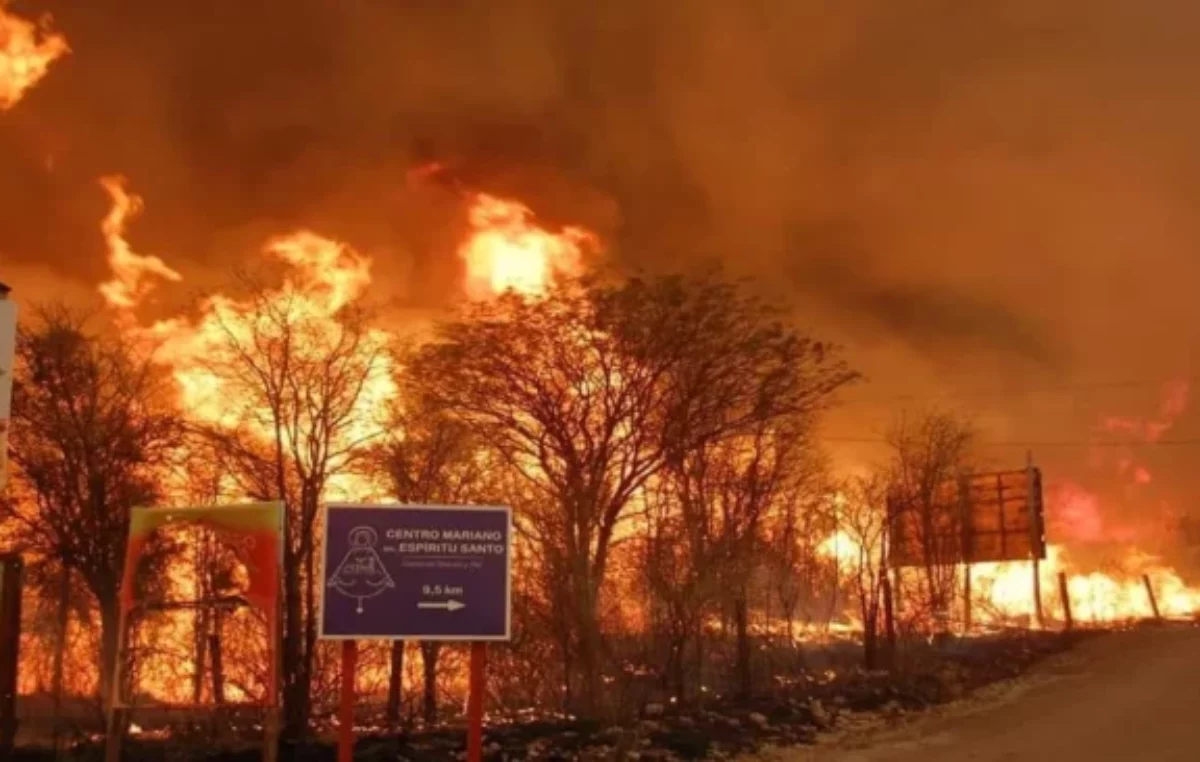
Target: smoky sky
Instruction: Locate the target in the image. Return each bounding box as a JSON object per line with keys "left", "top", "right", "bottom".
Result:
{"left": 3, "top": 0, "right": 1200, "bottom": 520}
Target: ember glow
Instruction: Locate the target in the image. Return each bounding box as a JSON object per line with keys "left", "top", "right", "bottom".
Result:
{"left": 0, "top": 1, "right": 68, "bottom": 109}
{"left": 458, "top": 192, "right": 594, "bottom": 299}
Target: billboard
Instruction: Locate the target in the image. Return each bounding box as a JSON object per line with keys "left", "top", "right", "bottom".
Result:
{"left": 119, "top": 502, "right": 284, "bottom": 617}
{"left": 888, "top": 467, "right": 1046, "bottom": 568}
{"left": 113, "top": 502, "right": 284, "bottom": 709}
{"left": 320, "top": 504, "right": 512, "bottom": 641}
{"left": 0, "top": 300, "right": 15, "bottom": 490}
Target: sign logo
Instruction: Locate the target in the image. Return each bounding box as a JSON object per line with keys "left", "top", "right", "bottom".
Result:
{"left": 326, "top": 526, "right": 395, "bottom": 613}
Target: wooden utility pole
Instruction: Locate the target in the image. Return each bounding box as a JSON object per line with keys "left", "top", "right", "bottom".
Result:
{"left": 1027, "top": 452, "right": 1045, "bottom": 628}
{"left": 1142, "top": 574, "right": 1162, "bottom": 621}
{"left": 962, "top": 565, "right": 973, "bottom": 634}
{"left": 1058, "top": 573, "right": 1073, "bottom": 630}
{"left": 959, "top": 474, "right": 973, "bottom": 635}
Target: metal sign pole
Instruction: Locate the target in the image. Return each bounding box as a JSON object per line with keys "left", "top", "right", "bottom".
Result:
{"left": 467, "top": 642, "right": 487, "bottom": 762}
{"left": 338, "top": 640, "right": 358, "bottom": 762}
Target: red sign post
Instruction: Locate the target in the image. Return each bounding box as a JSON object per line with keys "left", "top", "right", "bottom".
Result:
{"left": 338, "top": 641, "right": 358, "bottom": 762}
{"left": 468, "top": 643, "right": 488, "bottom": 762}
{"left": 324, "top": 504, "right": 512, "bottom": 762}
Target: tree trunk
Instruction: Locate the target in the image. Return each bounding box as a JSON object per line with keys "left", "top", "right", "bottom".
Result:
{"left": 574, "top": 618, "right": 603, "bottom": 715}
{"left": 211, "top": 608, "right": 225, "bottom": 705}
{"left": 560, "top": 628, "right": 573, "bottom": 714}
{"left": 733, "top": 595, "right": 751, "bottom": 699}
{"left": 881, "top": 571, "right": 897, "bottom": 670}
{"left": 862, "top": 613, "right": 878, "bottom": 670}
{"left": 303, "top": 537, "right": 318, "bottom": 702}
{"left": 193, "top": 605, "right": 209, "bottom": 705}
{"left": 421, "top": 642, "right": 440, "bottom": 726}
{"left": 566, "top": 548, "right": 606, "bottom": 718}
{"left": 282, "top": 551, "right": 307, "bottom": 738}
{"left": 386, "top": 641, "right": 405, "bottom": 729}
{"left": 51, "top": 567, "right": 70, "bottom": 751}
{"left": 667, "top": 637, "right": 687, "bottom": 703}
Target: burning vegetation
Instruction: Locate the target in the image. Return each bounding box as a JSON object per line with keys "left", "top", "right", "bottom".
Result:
{"left": 3, "top": 173, "right": 1196, "bottom": 740}
{"left": 0, "top": 9, "right": 1198, "bottom": 753}
{"left": 0, "top": 1, "right": 67, "bottom": 111}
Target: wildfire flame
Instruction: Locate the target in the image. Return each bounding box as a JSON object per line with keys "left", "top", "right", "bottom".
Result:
{"left": 95, "top": 179, "right": 392, "bottom": 448}
{"left": 971, "top": 545, "right": 1200, "bottom": 624}
{"left": 458, "top": 192, "right": 594, "bottom": 298}
{"left": 0, "top": 1, "right": 68, "bottom": 110}
{"left": 91, "top": 179, "right": 398, "bottom": 701}
{"left": 821, "top": 502, "right": 1200, "bottom": 630}
{"left": 97, "top": 176, "right": 182, "bottom": 309}
{"left": 76, "top": 175, "right": 1200, "bottom": 703}
{"left": 140, "top": 228, "right": 395, "bottom": 465}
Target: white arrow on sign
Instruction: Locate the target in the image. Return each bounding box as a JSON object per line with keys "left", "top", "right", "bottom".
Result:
{"left": 417, "top": 599, "right": 465, "bottom": 612}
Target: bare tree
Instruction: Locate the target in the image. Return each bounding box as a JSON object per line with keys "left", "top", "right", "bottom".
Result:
{"left": 885, "top": 410, "right": 976, "bottom": 631}
{"left": 829, "top": 475, "right": 889, "bottom": 668}
{"left": 409, "top": 273, "right": 855, "bottom": 714}
{"left": 4, "top": 306, "right": 182, "bottom": 703}
{"left": 645, "top": 422, "right": 825, "bottom": 701}
{"left": 372, "top": 398, "right": 493, "bottom": 726}
{"left": 193, "top": 279, "right": 390, "bottom": 737}
{"left": 765, "top": 484, "right": 832, "bottom": 646}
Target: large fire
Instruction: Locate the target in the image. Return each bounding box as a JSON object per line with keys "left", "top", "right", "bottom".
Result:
{"left": 0, "top": 1, "right": 68, "bottom": 110}
{"left": 821, "top": 532, "right": 1200, "bottom": 629}
{"left": 81, "top": 179, "right": 604, "bottom": 701}
{"left": 21, "top": 171, "right": 1197, "bottom": 705}
{"left": 458, "top": 192, "right": 593, "bottom": 298}
{"left": 818, "top": 384, "right": 1200, "bottom": 631}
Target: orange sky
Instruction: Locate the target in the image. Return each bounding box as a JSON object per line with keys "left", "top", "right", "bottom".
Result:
{"left": 2, "top": 0, "right": 1198, "bottom": 550}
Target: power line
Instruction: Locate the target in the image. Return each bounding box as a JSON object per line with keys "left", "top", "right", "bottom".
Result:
{"left": 838, "top": 375, "right": 1199, "bottom": 407}
{"left": 823, "top": 436, "right": 1200, "bottom": 449}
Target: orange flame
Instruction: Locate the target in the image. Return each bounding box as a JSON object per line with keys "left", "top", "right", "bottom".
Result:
{"left": 140, "top": 228, "right": 395, "bottom": 463}
{"left": 0, "top": 2, "right": 68, "bottom": 110}
{"left": 820, "top": 529, "right": 1200, "bottom": 629}
{"left": 970, "top": 545, "right": 1200, "bottom": 624}
{"left": 458, "top": 193, "right": 594, "bottom": 298}
{"left": 91, "top": 180, "right": 397, "bottom": 702}
{"left": 97, "top": 176, "right": 182, "bottom": 309}
{"left": 93, "top": 179, "right": 391, "bottom": 444}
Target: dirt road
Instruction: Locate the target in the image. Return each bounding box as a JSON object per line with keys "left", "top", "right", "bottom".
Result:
{"left": 778, "top": 625, "right": 1200, "bottom": 762}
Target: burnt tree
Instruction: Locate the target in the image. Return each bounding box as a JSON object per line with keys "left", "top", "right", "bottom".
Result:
{"left": 4, "top": 307, "right": 182, "bottom": 704}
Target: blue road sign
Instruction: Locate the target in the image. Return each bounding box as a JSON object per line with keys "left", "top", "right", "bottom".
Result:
{"left": 320, "top": 504, "right": 511, "bottom": 640}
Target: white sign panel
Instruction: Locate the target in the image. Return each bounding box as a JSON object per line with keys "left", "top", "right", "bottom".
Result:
{"left": 0, "top": 300, "right": 14, "bottom": 489}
